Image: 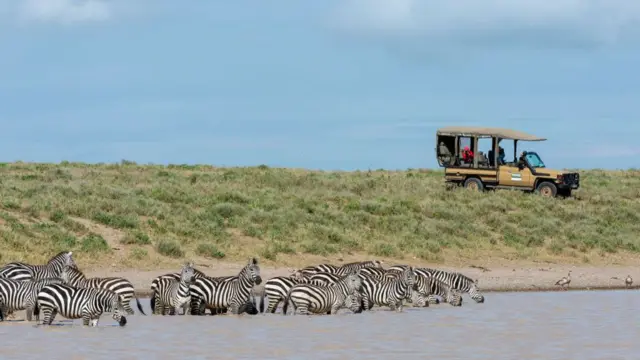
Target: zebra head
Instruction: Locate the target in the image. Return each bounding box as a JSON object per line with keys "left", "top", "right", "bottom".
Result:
{"left": 470, "top": 279, "right": 485, "bottom": 303}
{"left": 344, "top": 270, "right": 363, "bottom": 293}
{"left": 372, "top": 260, "right": 384, "bottom": 269}
{"left": 401, "top": 267, "right": 416, "bottom": 303}
{"left": 50, "top": 251, "right": 76, "bottom": 270}
{"left": 243, "top": 257, "right": 262, "bottom": 285}
{"left": 59, "top": 265, "right": 76, "bottom": 284}
{"left": 413, "top": 293, "right": 428, "bottom": 307}
{"left": 180, "top": 263, "right": 196, "bottom": 284}
{"left": 108, "top": 292, "right": 128, "bottom": 327}
{"left": 344, "top": 290, "right": 363, "bottom": 314}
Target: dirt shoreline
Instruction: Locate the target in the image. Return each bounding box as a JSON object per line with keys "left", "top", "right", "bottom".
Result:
{"left": 82, "top": 263, "right": 638, "bottom": 298}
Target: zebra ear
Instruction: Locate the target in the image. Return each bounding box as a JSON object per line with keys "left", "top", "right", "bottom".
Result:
{"left": 250, "top": 257, "right": 258, "bottom": 265}
{"left": 68, "top": 251, "right": 73, "bottom": 256}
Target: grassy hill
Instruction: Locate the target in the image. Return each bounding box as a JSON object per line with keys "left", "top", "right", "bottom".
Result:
{"left": 0, "top": 161, "right": 638, "bottom": 269}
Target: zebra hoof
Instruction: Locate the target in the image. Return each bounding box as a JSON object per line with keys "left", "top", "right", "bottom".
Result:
{"left": 119, "top": 316, "right": 127, "bottom": 327}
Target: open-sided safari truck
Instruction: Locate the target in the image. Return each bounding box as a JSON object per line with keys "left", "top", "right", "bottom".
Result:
{"left": 435, "top": 126, "right": 580, "bottom": 197}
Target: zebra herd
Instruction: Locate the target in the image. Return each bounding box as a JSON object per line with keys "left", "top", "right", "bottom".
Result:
{"left": 0, "top": 251, "right": 485, "bottom": 327}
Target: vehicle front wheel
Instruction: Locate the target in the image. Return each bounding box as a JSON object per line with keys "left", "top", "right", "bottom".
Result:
{"left": 536, "top": 182, "right": 557, "bottom": 198}
{"left": 463, "top": 177, "right": 484, "bottom": 191}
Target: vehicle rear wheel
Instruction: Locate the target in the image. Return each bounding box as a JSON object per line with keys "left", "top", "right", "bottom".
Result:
{"left": 536, "top": 182, "right": 557, "bottom": 197}
{"left": 463, "top": 177, "right": 484, "bottom": 191}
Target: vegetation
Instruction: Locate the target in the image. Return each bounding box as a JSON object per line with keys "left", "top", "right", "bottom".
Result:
{"left": 0, "top": 161, "right": 638, "bottom": 269}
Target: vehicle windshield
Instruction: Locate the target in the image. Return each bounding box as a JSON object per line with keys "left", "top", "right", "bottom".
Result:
{"left": 525, "top": 152, "right": 546, "bottom": 168}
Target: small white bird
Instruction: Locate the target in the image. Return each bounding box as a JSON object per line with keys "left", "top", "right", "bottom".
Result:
{"left": 625, "top": 275, "right": 633, "bottom": 288}
{"left": 555, "top": 270, "right": 572, "bottom": 290}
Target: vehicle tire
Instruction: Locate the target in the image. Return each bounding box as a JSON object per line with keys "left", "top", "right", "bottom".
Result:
{"left": 463, "top": 177, "right": 484, "bottom": 191}
{"left": 536, "top": 181, "right": 557, "bottom": 198}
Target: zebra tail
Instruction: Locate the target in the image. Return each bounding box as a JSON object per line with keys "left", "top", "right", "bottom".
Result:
{"left": 136, "top": 297, "right": 147, "bottom": 315}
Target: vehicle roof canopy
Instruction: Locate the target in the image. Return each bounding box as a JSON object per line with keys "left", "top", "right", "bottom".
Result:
{"left": 436, "top": 126, "right": 546, "bottom": 141}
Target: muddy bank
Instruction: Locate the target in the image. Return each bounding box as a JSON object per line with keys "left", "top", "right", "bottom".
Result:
{"left": 81, "top": 263, "right": 639, "bottom": 297}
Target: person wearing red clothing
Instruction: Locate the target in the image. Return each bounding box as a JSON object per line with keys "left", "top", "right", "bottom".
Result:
{"left": 461, "top": 146, "right": 474, "bottom": 163}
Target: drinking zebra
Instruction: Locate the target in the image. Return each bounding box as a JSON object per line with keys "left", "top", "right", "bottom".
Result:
{"left": 388, "top": 265, "right": 484, "bottom": 303}
{"left": 359, "top": 267, "right": 415, "bottom": 312}
{"left": 59, "top": 265, "right": 146, "bottom": 315}
{"left": 153, "top": 262, "right": 196, "bottom": 316}
{"left": 0, "top": 277, "right": 64, "bottom": 321}
{"left": 189, "top": 258, "right": 262, "bottom": 315}
{"left": 298, "top": 260, "right": 383, "bottom": 277}
{"left": 415, "top": 277, "right": 463, "bottom": 306}
{"left": 383, "top": 267, "right": 433, "bottom": 307}
{"left": 282, "top": 270, "right": 363, "bottom": 315}
{"left": 0, "top": 251, "right": 75, "bottom": 281}
{"left": 35, "top": 283, "right": 127, "bottom": 326}
{"left": 259, "top": 270, "right": 309, "bottom": 313}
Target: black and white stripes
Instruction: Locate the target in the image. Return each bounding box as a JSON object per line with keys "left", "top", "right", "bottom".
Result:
{"left": 153, "top": 262, "right": 196, "bottom": 316}
{"left": 0, "top": 277, "right": 64, "bottom": 321}
{"left": 189, "top": 258, "right": 262, "bottom": 315}
{"left": 0, "top": 252, "right": 76, "bottom": 282}
{"left": 282, "top": 270, "right": 363, "bottom": 315}
{"left": 35, "top": 283, "right": 127, "bottom": 327}
{"left": 60, "top": 265, "right": 146, "bottom": 315}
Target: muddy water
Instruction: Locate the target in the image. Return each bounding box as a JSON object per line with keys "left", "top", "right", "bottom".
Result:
{"left": 1, "top": 290, "right": 638, "bottom": 359}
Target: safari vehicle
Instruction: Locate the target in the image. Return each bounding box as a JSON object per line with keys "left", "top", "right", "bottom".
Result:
{"left": 435, "top": 126, "right": 580, "bottom": 197}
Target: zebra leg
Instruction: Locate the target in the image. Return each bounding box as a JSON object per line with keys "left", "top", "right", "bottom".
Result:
{"left": 26, "top": 306, "right": 34, "bottom": 322}
{"left": 41, "top": 308, "right": 56, "bottom": 325}
{"left": 229, "top": 302, "right": 240, "bottom": 315}
{"left": 121, "top": 295, "right": 135, "bottom": 315}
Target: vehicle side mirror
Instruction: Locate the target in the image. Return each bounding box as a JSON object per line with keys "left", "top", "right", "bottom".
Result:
{"left": 518, "top": 163, "right": 525, "bottom": 170}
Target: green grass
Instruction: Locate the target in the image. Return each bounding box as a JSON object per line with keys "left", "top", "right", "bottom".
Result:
{"left": 0, "top": 161, "right": 638, "bottom": 267}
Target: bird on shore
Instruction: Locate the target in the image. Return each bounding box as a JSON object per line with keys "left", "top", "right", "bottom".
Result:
{"left": 625, "top": 275, "right": 633, "bottom": 288}
{"left": 555, "top": 271, "right": 571, "bottom": 290}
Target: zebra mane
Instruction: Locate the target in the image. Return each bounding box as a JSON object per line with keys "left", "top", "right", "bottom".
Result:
{"left": 47, "top": 251, "right": 73, "bottom": 265}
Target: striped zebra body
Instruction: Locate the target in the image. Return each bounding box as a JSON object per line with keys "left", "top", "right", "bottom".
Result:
{"left": 190, "top": 258, "right": 262, "bottom": 315}
{"left": 60, "top": 265, "right": 145, "bottom": 315}
{"left": 360, "top": 267, "right": 415, "bottom": 312}
{"left": 149, "top": 267, "right": 208, "bottom": 314}
{"left": 259, "top": 273, "right": 310, "bottom": 313}
{"left": 298, "top": 260, "right": 383, "bottom": 277}
{"left": 153, "top": 263, "right": 196, "bottom": 316}
{"left": 0, "top": 277, "right": 64, "bottom": 321}
{"left": 416, "top": 267, "right": 484, "bottom": 303}
{"left": 0, "top": 251, "right": 75, "bottom": 281}
{"left": 36, "top": 283, "right": 127, "bottom": 326}
{"left": 384, "top": 267, "right": 433, "bottom": 307}
{"left": 282, "top": 270, "right": 363, "bottom": 315}
{"left": 359, "top": 267, "right": 389, "bottom": 278}
{"left": 414, "top": 275, "right": 463, "bottom": 306}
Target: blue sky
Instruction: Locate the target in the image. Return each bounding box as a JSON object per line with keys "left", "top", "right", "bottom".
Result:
{"left": 0, "top": 0, "right": 639, "bottom": 170}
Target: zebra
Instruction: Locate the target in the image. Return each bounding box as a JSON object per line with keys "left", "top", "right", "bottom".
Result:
{"left": 359, "top": 267, "right": 389, "bottom": 278}
{"left": 35, "top": 283, "right": 127, "bottom": 326}
{"left": 149, "top": 266, "right": 208, "bottom": 314}
{"left": 415, "top": 277, "right": 463, "bottom": 306}
{"left": 259, "top": 271, "right": 310, "bottom": 313}
{"left": 189, "top": 257, "right": 262, "bottom": 315}
{"left": 383, "top": 267, "right": 433, "bottom": 307}
{"left": 0, "top": 251, "right": 76, "bottom": 281}
{"left": 59, "top": 265, "right": 145, "bottom": 315}
{"left": 282, "top": 270, "right": 363, "bottom": 315}
{"left": 298, "top": 260, "right": 383, "bottom": 277}
{"left": 389, "top": 265, "right": 484, "bottom": 303}
{"left": 153, "top": 262, "right": 196, "bottom": 316}
{"left": 359, "top": 267, "right": 415, "bottom": 312}
{"left": 0, "top": 277, "right": 64, "bottom": 321}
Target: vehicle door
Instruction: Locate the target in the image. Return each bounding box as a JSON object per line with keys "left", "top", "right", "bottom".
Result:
{"left": 498, "top": 164, "right": 532, "bottom": 187}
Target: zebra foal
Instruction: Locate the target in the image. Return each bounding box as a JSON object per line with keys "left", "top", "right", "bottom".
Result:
{"left": 36, "top": 283, "right": 127, "bottom": 327}
{"left": 60, "top": 265, "right": 146, "bottom": 315}
{"left": 153, "top": 262, "right": 196, "bottom": 315}
{"left": 259, "top": 270, "right": 309, "bottom": 313}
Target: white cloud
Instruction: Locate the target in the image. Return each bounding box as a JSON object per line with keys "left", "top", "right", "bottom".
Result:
{"left": 19, "top": 0, "right": 111, "bottom": 24}
{"left": 332, "top": 0, "right": 640, "bottom": 47}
